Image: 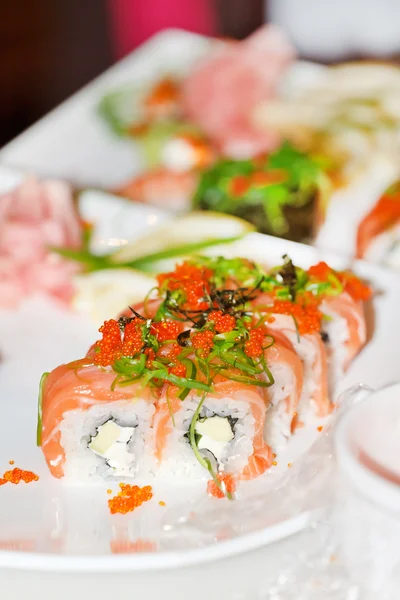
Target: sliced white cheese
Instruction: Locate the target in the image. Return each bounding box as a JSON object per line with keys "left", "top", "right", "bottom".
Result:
{"left": 89, "top": 421, "right": 136, "bottom": 475}
{"left": 195, "top": 416, "right": 235, "bottom": 463}
{"left": 195, "top": 416, "right": 234, "bottom": 443}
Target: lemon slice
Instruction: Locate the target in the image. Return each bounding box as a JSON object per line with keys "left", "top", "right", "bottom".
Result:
{"left": 111, "top": 211, "right": 255, "bottom": 264}
{"left": 72, "top": 269, "right": 156, "bottom": 325}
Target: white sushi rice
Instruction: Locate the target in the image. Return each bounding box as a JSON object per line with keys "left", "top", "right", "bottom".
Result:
{"left": 268, "top": 315, "right": 320, "bottom": 420}
{"left": 264, "top": 362, "right": 297, "bottom": 450}
{"left": 59, "top": 400, "right": 155, "bottom": 482}
{"left": 153, "top": 393, "right": 255, "bottom": 480}
{"left": 320, "top": 306, "right": 349, "bottom": 394}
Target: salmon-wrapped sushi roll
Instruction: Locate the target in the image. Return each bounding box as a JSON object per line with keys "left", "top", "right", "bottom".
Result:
{"left": 39, "top": 357, "right": 157, "bottom": 481}
{"left": 152, "top": 379, "right": 272, "bottom": 481}
{"left": 307, "top": 262, "right": 370, "bottom": 391}
{"left": 253, "top": 291, "right": 331, "bottom": 419}
{"left": 356, "top": 182, "right": 400, "bottom": 267}
{"left": 263, "top": 332, "right": 304, "bottom": 447}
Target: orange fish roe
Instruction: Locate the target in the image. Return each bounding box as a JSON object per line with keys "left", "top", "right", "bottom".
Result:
{"left": 207, "top": 474, "right": 236, "bottom": 499}
{"left": 339, "top": 272, "right": 372, "bottom": 302}
{"left": 208, "top": 310, "right": 236, "bottom": 333}
{"left": 288, "top": 463, "right": 292, "bottom": 468}
{"left": 2, "top": 468, "right": 39, "bottom": 485}
{"left": 308, "top": 262, "right": 372, "bottom": 303}
{"left": 144, "top": 348, "right": 155, "bottom": 368}
{"left": 111, "top": 539, "right": 156, "bottom": 554}
{"left": 0, "top": 479, "right": 6, "bottom": 486}
{"left": 107, "top": 489, "right": 112, "bottom": 495}
{"left": 317, "top": 426, "right": 323, "bottom": 432}
{"left": 191, "top": 330, "right": 215, "bottom": 357}
{"left": 169, "top": 362, "right": 186, "bottom": 377}
{"left": 9, "top": 461, "right": 14, "bottom": 465}
{"left": 108, "top": 483, "right": 153, "bottom": 515}
{"left": 166, "top": 343, "right": 182, "bottom": 359}
{"left": 121, "top": 319, "right": 144, "bottom": 356}
{"left": 151, "top": 320, "right": 180, "bottom": 342}
{"left": 144, "top": 77, "right": 179, "bottom": 111}
{"left": 94, "top": 320, "right": 122, "bottom": 366}
{"left": 157, "top": 262, "right": 213, "bottom": 311}
{"left": 244, "top": 327, "right": 265, "bottom": 357}
{"left": 272, "top": 461, "right": 278, "bottom": 467}
{"left": 307, "top": 261, "right": 332, "bottom": 280}
{"left": 271, "top": 299, "right": 322, "bottom": 336}
{"left": 159, "top": 501, "right": 166, "bottom": 507}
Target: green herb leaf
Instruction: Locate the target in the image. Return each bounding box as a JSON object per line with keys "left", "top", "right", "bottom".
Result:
{"left": 37, "top": 372, "right": 49, "bottom": 446}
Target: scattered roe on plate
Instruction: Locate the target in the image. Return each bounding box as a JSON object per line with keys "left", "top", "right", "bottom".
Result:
{"left": 0, "top": 467, "right": 39, "bottom": 486}
{"left": 207, "top": 474, "right": 236, "bottom": 499}
{"left": 108, "top": 483, "right": 153, "bottom": 515}
{"left": 110, "top": 539, "right": 156, "bottom": 554}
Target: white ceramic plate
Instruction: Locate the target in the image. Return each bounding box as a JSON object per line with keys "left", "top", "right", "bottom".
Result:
{"left": 0, "top": 176, "right": 399, "bottom": 579}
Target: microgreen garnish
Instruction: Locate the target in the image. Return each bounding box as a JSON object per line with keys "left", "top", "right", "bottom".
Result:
{"left": 37, "top": 372, "right": 49, "bottom": 446}
{"left": 188, "top": 393, "right": 234, "bottom": 500}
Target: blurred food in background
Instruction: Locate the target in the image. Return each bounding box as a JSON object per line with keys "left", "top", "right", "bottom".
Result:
{"left": 2, "top": 1, "right": 400, "bottom": 267}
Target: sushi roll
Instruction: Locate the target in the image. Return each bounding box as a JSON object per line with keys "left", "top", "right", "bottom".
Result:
{"left": 320, "top": 292, "right": 367, "bottom": 389}
{"left": 307, "top": 261, "right": 370, "bottom": 391}
{"left": 253, "top": 294, "right": 330, "bottom": 419}
{"left": 263, "top": 333, "right": 304, "bottom": 447}
{"left": 39, "top": 359, "right": 156, "bottom": 480}
{"left": 356, "top": 181, "right": 400, "bottom": 267}
{"left": 38, "top": 256, "right": 371, "bottom": 492}
{"left": 152, "top": 380, "right": 272, "bottom": 481}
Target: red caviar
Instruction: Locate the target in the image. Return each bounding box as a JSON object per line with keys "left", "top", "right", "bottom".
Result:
{"left": 108, "top": 483, "right": 153, "bottom": 515}
{"left": 1, "top": 468, "right": 39, "bottom": 485}
{"left": 271, "top": 299, "right": 322, "bottom": 336}
{"left": 111, "top": 539, "right": 156, "bottom": 554}
{"left": 122, "top": 319, "right": 144, "bottom": 356}
{"left": 166, "top": 343, "right": 182, "bottom": 359}
{"left": 208, "top": 311, "right": 236, "bottom": 333}
{"left": 207, "top": 474, "right": 236, "bottom": 499}
{"left": 308, "top": 262, "right": 372, "bottom": 303}
{"left": 157, "top": 262, "right": 213, "bottom": 311}
{"left": 144, "top": 348, "right": 155, "bottom": 367}
{"left": 151, "top": 320, "right": 180, "bottom": 342}
{"left": 244, "top": 327, "right": 266, "bottom": 357}
{"left": 169, "top": 362, "right": 186, "bottom": 377}
{"left": 339, "top": 272, "right": 372, "bottom": 302}
{"left": 307, "top": 261, "right": 332, "bottom": 280}
{"left": 94, "top": 320, "right": 122, "bottom": 366}
{"left": 192, "top": 330, "right": 215, "bottom": 357}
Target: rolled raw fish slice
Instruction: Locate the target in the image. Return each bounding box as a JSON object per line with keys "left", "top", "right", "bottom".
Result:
{"left": 152, "top": 380, "right": 272, "bottom": 482}
{"left": 263, "top": 332, "right": 304, "bottom": 448}
{"left": 255, "top": 309, "right": 330, "bottom": 418}
{"left": 40, "top": 359, "right": 156, "bottom": 481}
{"left": 320, "top": 292, "right": 367, "bottom": 391}
{"left": 356, "top": 183, "right": 400, "bottom": 267}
